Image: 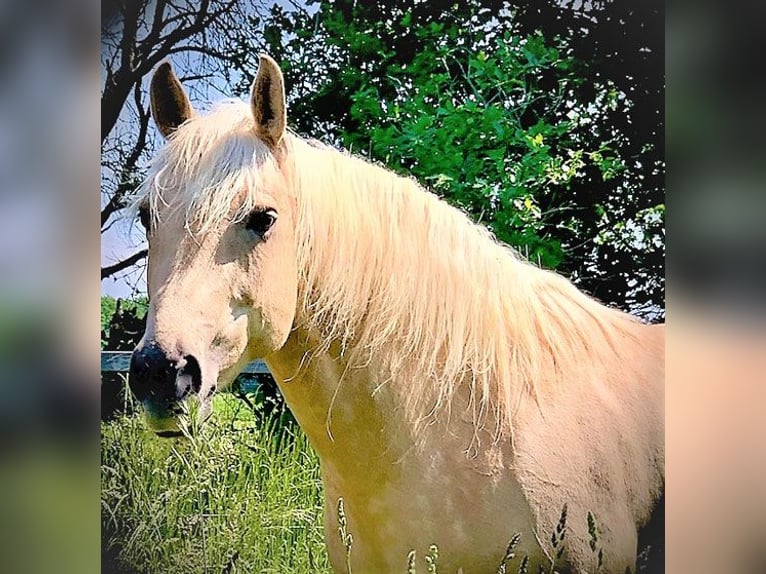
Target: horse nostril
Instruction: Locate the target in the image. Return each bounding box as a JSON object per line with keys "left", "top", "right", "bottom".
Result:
{"left": 177, "top": 354, "right": 202, "bottom": 397}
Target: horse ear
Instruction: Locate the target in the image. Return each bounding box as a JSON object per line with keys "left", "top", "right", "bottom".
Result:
{"left": 150, "top": 62, "right": 193, "bottom": 139}
{"left": 250, "top": 54, "right": 287, "bottom": 148}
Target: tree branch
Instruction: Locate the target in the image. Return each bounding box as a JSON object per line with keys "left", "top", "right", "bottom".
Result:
{"left": 140, "top": 3, "right": 213, "bottom": 76}
{"left": 166, "top": 44, "right": 230, "bottom": 61}
{"left": 102, "top": 249, "right": 148, "bottom": 280}
{"left": 101, "top": 82, "right": 152, "bottom": 228}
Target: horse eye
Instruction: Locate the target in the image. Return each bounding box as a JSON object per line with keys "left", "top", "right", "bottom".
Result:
{"left": 138, "top": 204, "right": 151, "bottom": 232}
{"left": 245, "top": 208, "right": 277, "bottom": 237}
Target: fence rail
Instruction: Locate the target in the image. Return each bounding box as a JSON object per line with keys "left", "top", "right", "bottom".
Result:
{"left": 101, "top": 351, "right": 271, "bottom": 374}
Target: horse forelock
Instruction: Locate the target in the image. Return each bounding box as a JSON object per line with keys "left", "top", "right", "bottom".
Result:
{"left": 133, "top": 101, "right": 283, "bottom": 235}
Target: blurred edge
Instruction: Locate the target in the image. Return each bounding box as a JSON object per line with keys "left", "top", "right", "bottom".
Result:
{"left": 668, "top": 1, "right": 766, "bottom": 573}
{"left": 0, "top": 0, "right": 99, "bottom": 572}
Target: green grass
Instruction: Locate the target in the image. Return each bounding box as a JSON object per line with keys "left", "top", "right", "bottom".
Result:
{"left": 102, "top": 395, "right": 585, "bottom": 574}
{"left": 101, "top": 392, "right": 330, "bottom": 573}
{"left": 102, "top": 387, "right": 659, "bottom": 574}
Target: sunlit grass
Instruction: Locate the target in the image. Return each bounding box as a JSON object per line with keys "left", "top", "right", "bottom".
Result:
{"left": 101, "top": 391, "right": 329, "bottom": 573}
{"left": 102, "top": 386, "right": 658, "bottom": 573}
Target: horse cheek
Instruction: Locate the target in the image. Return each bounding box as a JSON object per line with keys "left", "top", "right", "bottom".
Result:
{"left": 246, "top": 245, "right": 298, "bottom": 354}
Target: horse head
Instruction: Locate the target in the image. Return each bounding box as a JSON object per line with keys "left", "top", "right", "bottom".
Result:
{"left": 129, "top": 56, "right": 299, "bottom": 434}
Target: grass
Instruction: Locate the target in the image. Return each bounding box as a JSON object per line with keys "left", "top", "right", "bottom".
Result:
{"left": 101, "top": 390, "right": 330, "bottom": 573}
{"left": 102, "top": 384, "right": 660, "bottom": 574}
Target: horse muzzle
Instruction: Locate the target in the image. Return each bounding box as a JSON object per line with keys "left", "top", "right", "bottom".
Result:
{"left": 129, "top": 341, "right": 203, "bottom": 436}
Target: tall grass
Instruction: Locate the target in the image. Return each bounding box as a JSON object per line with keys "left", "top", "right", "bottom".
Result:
{"left": 101, "top": 390, "right": 330, "bottom": 573}
{"left": 102, "top": 385, "right": 660, "bottom": 573}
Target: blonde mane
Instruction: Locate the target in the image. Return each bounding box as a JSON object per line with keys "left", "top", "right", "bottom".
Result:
{"left": 137, "top": 101, "right": 642, "bottom": 443}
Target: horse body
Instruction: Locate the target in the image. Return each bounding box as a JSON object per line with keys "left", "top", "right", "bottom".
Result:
{"left": 509, "top": 321, "right": 665, "bottom": 574}
{"left": 129, "top": 56, "right": 664, "bottom": 573}
{"left": 267, "top": 329, "right": 546, "bottom": 572}
{"left": 265, "top": 310, "right": 663, "bottom": 573}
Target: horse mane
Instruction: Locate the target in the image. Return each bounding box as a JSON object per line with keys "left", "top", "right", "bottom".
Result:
{"left": 136, "top": 101, "right": 643, "bottom": 444}
{"left": 281, "top": 131, "right": 643, "bottom": 445}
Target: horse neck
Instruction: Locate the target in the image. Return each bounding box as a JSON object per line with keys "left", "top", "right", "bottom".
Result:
{"left": 283, "top": 140, "right": 542, "bottom": 439}
{"left": 264, "top": 324, "right": 413, "bottom": 473}
{"left": 277, "top": 138, "right": 643, "bottom": 457}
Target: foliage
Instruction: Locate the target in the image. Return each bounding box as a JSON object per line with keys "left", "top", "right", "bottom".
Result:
{"left": 101, "top": 296, "right": 117, "bottom": 335}
{"left": 102, "top": 296, "right": 149, "bottom": 420}
{"left": 339, "top": 27, "right": 623, "bottom": 271}
{"left": 101, "top": 295, "right": 148, "bottom": 350}
{"left": 258, "top": 0, "right": 664, "bottom": 318}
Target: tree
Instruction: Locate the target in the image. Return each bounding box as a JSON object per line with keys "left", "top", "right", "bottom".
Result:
{"left": 510, "top": 0, "right": 664, "bottom": 317}
{"left": 101, "top": 0, "right": 267, "bottom": 284}
{"left": 257, "top": 0, "right": 664, "bottom": 319}
{"left": 102, "top": 0, "right": 664, "bottom": 318}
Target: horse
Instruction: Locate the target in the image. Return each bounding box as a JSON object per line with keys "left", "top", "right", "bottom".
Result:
{"left": 128, "top": 54, "right": 664, "bottom": 574}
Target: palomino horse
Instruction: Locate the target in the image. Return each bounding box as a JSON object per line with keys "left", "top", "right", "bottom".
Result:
{"left": 129, "top": 55, "right": 664, "bottom": 573}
